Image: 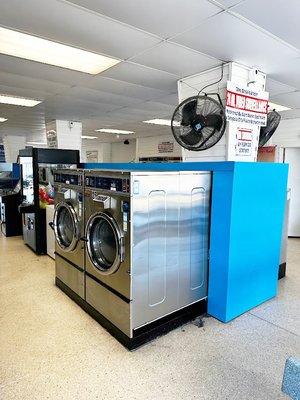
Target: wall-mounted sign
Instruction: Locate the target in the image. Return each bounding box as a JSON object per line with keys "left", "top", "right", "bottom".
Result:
{"left": 86, "top": 150, "right": 98, "bottom": 162}
{"left": 235, "top": 127, "right": 253, "bottom": 157}
{"left": 46, "top": 130, "right": 58, "bottom": 148}
{"left": 257, "top": 146, "right": 276, "bottom": 162}
{"left": 226, "top": 82, "right": 269, "bottom": 127}
{"left": 158, "top": 141, "right": 174, "bottom": 154}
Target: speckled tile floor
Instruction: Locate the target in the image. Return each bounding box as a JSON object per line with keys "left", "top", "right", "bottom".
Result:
{"left": 0, "top": 235, "right": 299, "bottom": 400}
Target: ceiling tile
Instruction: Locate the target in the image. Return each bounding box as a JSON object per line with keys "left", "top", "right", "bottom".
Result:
{"left": 266, "top": 79, "right": 297, "bottom": 97}
{"left": 271, "top": 91, "right": 300, "bottom": 109}
{"left": 173, "top": 13, "right": 299, "bottom": 71}
{"left": 214, "top": 0, "right": 245, "bottom": 8}
{"left": 0, "top": 71, "right": 69, "bottom": 95}
{"left": 0, "top": 54, "right": 90, "bottom": 86}
{"left": 233, "top": 0, "right": 300, "bottom": 50}
{"left": 63, "top": 86, "right": 142, "bottom": 107}
{"left": 101, "top": 62, "right": 178, "bottom": 91}
{"left": 66, "top": 0, "right": 221, "bottom": 38}
{"left": 84, "top": 76, "right": 170, "bottom": 100}
{"left": 0, "top": 84, "right": 49, "bottom": 100}
{"left": 270, "top": 58, "right": 300, "bottom": 89}
{"left": 0, "top": 0, "right": 160, "bottom": 60}
{"left": 131, "top": 42, "right": 221, "bottom": 77}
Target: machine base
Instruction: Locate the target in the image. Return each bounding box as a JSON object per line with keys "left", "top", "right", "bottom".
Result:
{"left": 278, "top": 262, "right": 286, "bottom": 280}
{"left": 55, "top": 277, "right": 207, "bottom": 350}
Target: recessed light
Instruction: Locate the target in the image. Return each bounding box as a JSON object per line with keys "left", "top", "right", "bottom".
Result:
{"left": 27, "top": 142, "right": 47, "bottom": 145}
{"left": 96, "top": 129, "right": 134, "bottom": 135}
{"left": 0, "top": 27, "right": 120, "bottom": 75}
{"left": 0, "top": 94, "right": 42, "bottom": 107}
{"left": 268, "top": 102, "right": 291, "bottom": 112}
{"left": 0, "top": 117, "right": 8, "bottom": 122}
{"left": 143, "top": 119, "right": 174, "bottom": 126}
{"left": 81, "top": 136, "right": 98, "bottom": 139}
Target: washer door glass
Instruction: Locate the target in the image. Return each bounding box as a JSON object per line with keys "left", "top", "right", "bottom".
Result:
{"left": 55, "top": 203, "right": 78, "bottom": 251}
{"left": 87, "top": 214, "right": 121, "bottom": 273}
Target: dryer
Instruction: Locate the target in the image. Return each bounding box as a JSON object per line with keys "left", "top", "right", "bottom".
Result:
{"left": 52, "top": 169, "right": 85, "bottom": 298}
{"left": 84, "top": 169, "right": 211, "bottom": 344}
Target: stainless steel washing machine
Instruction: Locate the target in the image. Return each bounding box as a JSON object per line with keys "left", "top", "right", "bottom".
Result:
{"left": 53, "top": 169, "right": 85, "bottom": 298}
{"left": 84, "top": 169, "right": 211, "bottom": 342}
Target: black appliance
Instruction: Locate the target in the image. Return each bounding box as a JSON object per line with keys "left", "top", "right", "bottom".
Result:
{"left": 0, "top": 163, "right": 22, "bottom": 237}
{"left": 18, "top": 148, "right": 79, "bottom": 255}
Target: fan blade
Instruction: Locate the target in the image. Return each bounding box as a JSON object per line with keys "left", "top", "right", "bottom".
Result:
{"left": 180, "top": 129, "right": 202, "bottom": 146}
{"left": 181, "top": 100, "right": 197, "bottom": 126}
{"left": 259, "top": 111, "right": 281, "bottom": 147}
{"left": 204, "top": 114, "right": 223, "bottom": 131}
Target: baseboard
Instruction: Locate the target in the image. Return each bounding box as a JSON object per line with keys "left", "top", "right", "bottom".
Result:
{"left": 55, "top": 277, "right": 207, "bottom": 350}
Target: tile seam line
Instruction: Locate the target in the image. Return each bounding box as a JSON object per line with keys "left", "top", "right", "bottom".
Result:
{"left": 249, "top": 312, "right": 300, "bottom": 338}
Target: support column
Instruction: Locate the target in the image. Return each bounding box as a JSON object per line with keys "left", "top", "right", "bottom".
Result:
{"left": 46, "top": 120, "right": 82, "bottom": 158}
{"left": 3, "top": 135, "right": 26, "bottom": 162}
{"left": 178, "top": 62, "right": 267, "bottom": 162}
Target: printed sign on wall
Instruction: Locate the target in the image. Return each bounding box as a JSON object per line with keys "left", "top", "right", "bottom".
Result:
{"left": 86, "top": 150, "right": 98, "bottom": 162}
{"left": 46, "top": 130, "right": 58, "bottom": 148}
{"left": 226, "top": 82, "right": 269, "bottom": 127}
{"left": 235, "top": 127, "right": 253, "bottom": 157}
{"left": 158, "top": 141, "right": 174, "bottom": 154}
{"left": 257, "top": 146, "right": 276, "bottom": 162}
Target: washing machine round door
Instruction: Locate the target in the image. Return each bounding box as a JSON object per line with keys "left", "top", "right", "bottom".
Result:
{"left": 86, "top": 212, "right": 124, "bottom": 275}
{"left": 53, "top": 202, "right": 79, "bottom": 252}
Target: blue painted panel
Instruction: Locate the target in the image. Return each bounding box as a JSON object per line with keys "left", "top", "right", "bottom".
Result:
{"left": 208, "top": 162, "right": 288, "bottom": 322}
{"left": 207, "top": 170, "right": 234, "bottom": 320}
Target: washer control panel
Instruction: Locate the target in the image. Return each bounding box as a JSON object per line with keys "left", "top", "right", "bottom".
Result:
{"left": 85, "top": 176, "right": 130, "bottom": 193}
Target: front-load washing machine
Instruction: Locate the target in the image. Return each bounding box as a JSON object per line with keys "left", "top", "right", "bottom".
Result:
{"left": 52, "top": 169, "right": 85, "bottom": 298}
{"left": 84, "top": 169, "right": 211, "bottom": 347}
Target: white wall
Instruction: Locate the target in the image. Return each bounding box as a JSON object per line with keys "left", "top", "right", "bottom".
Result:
{"left": 111, "top": 140, "right": 136, "bottom": 162}
{"left": 3, "top": 135, "right": 26, "bottom": 162}
{"left": 136, "top": 134, "right": 181, "bottom": 159}
{"left": 81, "top": 141, "right": 111, "bottom": 162}
{"left": 271, "top": 118, "right": 300, "bottom": 148}
{"left": 55, "top": 120, "right": 82, "bottom": 152}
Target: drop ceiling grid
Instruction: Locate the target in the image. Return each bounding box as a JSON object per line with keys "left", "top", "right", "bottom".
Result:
{"left": 0, "top": 0, "right": 300, "bottom": 139}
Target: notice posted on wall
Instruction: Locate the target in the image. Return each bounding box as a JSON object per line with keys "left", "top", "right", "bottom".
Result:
{"left": 46, "top": 130, "right": 58, "bottom": 148}
{"left": 158, "top": 141, "right": 174, "bottom": 154}
{"left": 86, "top": 150, "right": 98, "bottom": 162}
{"left": 226, "top": 82, "right": 269, "bottom": 127}
{"left": 235, "top": 127, "right": 254, "bottom": 157}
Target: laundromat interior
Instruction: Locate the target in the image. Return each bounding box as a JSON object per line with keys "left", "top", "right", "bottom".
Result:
{"left": 0, "top": 1, "right": 300, "bottom": 399}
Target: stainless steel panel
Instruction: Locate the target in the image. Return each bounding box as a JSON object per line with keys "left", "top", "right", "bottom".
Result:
{"left": 23, "top": 212, "right": 36, "bottom": 251}
{"left": 56, "top": 256, "right": 84, "bottom": 298}
{"left": 131, "top": 171, "right": 211, "bottom": 330}
{"left": 131, "top": 173, "right": 180, "bottom": 329}
{"left": 85, "top": 275, "right": 131, "bottom": 337}
{"left": 178, "top": 172, "right": 211, "bottom": 307}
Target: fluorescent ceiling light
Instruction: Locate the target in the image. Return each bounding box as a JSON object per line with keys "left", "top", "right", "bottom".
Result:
{"left": 0, "top": 94, "right": 41, "bottom": 107}
{"left": 143, "top": 119, "right": 172, "bottom": 126}
{"left": 143, "top": 118, "right": 180, "bottom": 127}
{"left": 0, "top": 117, "right": 8, "bottom": 122}
{"left": 81, "top": 135, "right": 98, "bottom": 139}
{"left": 268, "top": 102, "right": 291, "bottom": 112}
{"left": 0, "top": 27, "right": 120, "bottom": 75}
{"left": 96, "top": 129, "right": 134, "bottom": 135}
{"left": 27, "top": 141, "right": 47, "bottom": 145}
